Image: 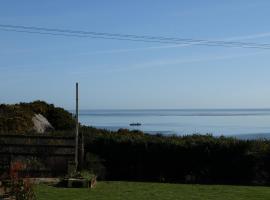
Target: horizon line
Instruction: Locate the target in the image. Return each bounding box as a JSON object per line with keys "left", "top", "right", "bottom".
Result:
{"left": 68, "top": 108, "right": 270, "bottom": 111}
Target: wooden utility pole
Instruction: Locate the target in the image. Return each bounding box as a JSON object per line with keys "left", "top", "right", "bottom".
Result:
{"left": 75, "top": 82, "right": 79, "bottom": 171}
{"left": 80, "top": 130, "right": 84, "bottom": 168}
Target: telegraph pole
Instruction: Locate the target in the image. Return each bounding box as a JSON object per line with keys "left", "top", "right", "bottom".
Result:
{"left": 75, "top": 82, "right": 79, "bottom": 171}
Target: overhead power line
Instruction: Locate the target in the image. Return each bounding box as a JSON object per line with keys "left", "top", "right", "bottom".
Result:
{"left": 0, "top": 28, "right": 209, "bottom": 45}
{"left": 1, "top": 24, "right": 270, "bottom": 50}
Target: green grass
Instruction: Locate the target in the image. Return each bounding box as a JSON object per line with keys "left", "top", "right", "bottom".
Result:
{"left": 35, "top": 181, "right": 270, "bottom": 200}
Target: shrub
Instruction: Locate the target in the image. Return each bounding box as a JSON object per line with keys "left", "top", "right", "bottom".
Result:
{"left": 0, "top": 101, "right": 76, "bottom": 133}
{"left": 84, "top": 153, "right": 106, "bottom": 180}
{"left": 9, "top": 161, "right": 36, "bottom": 200}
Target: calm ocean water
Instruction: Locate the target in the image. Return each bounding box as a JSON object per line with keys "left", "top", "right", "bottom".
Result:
{"left": 78, "top": 109, "right": 270, "bottom": 138}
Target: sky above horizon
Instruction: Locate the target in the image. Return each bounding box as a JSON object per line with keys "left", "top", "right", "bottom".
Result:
{"left": 1, "top": 1, "right": 270, "bottom": 109}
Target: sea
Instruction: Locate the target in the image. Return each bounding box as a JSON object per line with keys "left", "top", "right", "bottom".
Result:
{"left": 78, "top": 109, "right": 270, "bottom": 139}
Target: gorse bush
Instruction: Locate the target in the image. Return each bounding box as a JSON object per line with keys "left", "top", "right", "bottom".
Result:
{"left": 0, "top": 101, "right": 75, "bottom": 133}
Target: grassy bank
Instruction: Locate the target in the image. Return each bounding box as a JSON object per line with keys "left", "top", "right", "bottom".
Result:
{"left": 35, "top": 181, "right": 270, "bottom": 200}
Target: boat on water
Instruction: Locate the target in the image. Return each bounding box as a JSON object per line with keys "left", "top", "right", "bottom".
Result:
{"left": 129, "top": 123, "right": 142, "bottom": 126}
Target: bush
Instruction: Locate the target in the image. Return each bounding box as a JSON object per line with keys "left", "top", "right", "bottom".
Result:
{"left": 81, "top": 125, "right": 270, "bottom": 185}
{"left": 80, "top": 170, "right": 96, "bottom": 181}
{"left": 47, "top": 107, "right": 75, "bottom": 130}
{"left": 9, "top": 161, "right": 36, "bottom": 200}
{"left": 0, "top": 101, "right": 76, "bottom": 133}
{"left": 84, "top": 153, "right": 106, "bottom": 180}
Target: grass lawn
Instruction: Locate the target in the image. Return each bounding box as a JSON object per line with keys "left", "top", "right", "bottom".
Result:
{"left": 35, "top": 181, "right": 270, "bottom": 200}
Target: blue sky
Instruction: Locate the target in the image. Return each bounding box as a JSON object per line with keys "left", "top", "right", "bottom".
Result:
{"left": 1, "top": 1, "right": 270, "bottom": 109}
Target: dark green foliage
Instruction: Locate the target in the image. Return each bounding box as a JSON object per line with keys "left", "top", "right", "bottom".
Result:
{"left": 0, "top": 101, "right": 75, "bottom": 133}
{"left": 80, "top": 126, "right": 270, "bottom": 185}
{"left": 0, "top": 104, "right": 34, "bottom": 133}
{"left": 47, "top": 107, "right": 75, "bottom": 130}
{"left": 84, "top": 152, "right": 106, "bottom": 180}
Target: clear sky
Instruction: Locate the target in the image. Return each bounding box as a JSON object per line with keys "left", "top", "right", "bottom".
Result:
{"left": 1, "top": 0, "right": 270, "bottom": 109}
